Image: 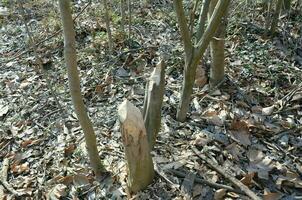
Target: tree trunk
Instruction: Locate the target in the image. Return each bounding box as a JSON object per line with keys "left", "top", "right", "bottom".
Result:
{"left": 58, "top": 0, "right": 103, "bottom": 179}
{"left": 177, "top": 60, "right": 196, "bottom": 122}
{"left": 264, "top": 0, "right": 273, "bottom": 34}
{"left": 120, "top": 0, "right": 126, "bottom": 32}
{"left": 282, "top": 0, "right": 291, "bottom": 10}
{"left": 118, "top": 100, "right": 154, "bottom": 193}
{"left": 196, "top": 0, "right": 211, "bottom": 41}
{"left": 174, "top": 0, "right": 230, "bottom": 122}
{"left": 209, "top": 0, "right": 227, "bottom": 87}
{"left": 128, "top": 0, "right": 132, "bottom": 38}
{"left": 103, "top": 0, "right": 113, "bottom": 53}
{"left": 143, "top": 59, "right": 166, "bottom": 149}
{"left": 270, "top": 0, "right": 283, "bottom": 35}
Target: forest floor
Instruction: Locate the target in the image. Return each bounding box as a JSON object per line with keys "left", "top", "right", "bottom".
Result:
{"left": 0, "top": 0, "right": 302, "bottom": 199}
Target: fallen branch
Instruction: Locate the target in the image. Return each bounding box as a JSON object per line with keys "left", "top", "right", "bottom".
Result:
{"left": 154, "top": 162, "right": 180, "bottom": 192}
{"left": 191, "top": 147, "right": 261, "bottom": 200}
{"left": 168, "top": 169, "right": 245, "bottom": 195}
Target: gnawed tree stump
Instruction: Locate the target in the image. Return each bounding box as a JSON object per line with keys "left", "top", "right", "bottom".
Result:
{"left": 143, "top": 59, "right": 166, "bottom": 149}
{"left": 118, "top": 100, "right": 154, "bottom": 193}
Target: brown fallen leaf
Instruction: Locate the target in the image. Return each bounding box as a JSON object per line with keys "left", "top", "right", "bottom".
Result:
{"left": 240, "top": 172, "right": 255, "bottom": 187}
{"left": 214, "top": 188, "right": 227, "bottom": 200}
{"left": 57, "top": 175, "right": 74, "bottom": 186}
{"left": 11, "top": 162, "right": 29, "bottom": 174}
{"left": 64, "top": 143, "right": 76, "bottom": 156}
{"left": 73, "top": 174, "right": 90, "bottom": 187}
{"left": 229, "top": 120, "right": 251, "bottom": 146}
{"left": 263, "top": 189, "right": 282, "bottom": 200}
{"left": 20, "top": 139, "right": 40, "bottom": 148}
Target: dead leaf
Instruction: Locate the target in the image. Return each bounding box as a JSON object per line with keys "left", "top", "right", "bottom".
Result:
{"left": 194, "top": 136, "right": 210, "bottom": 147}
{"left": 240, "top": 172, "right": 255, "bottom": 186}
{"left": 21, "top": 139, "right": 40, "bottom": 148}
{"left": 64, "top": 144, "right": 76, "bottom": 156}
{"left": 47, "top": 184, "right": 67, "bottom": 200}
{"left": 73, "top": 174, "right": 90, "bottom": 187}
{"left": 58, "top": 176, "right": 74, "bottom": 186}
{"left": 0, "top": 104, "right": 9, "bottom": 117}
{"left": 247, "top": 149, "right": 274, "bottom": 180}
{"left": 214, "top": 188, "right": 227, "bottom": 200}
{"left": 204, "top": 111, "right": 224, "bottom": 126}
{"left": 262, "top": 105, "right": 275, "bottom": 115}
{"left": 263, "top": 190, "right": 282, "bottom": 200}
{"left": 11, "top": 162, "right": 29, "bottom": 174}
{"left": 229, "top": 120, "right": 251, "bottom": 146}
{"left": 19, "top": 80, "right": 31, "bottom": 89}
{"left": 225, "top": 143, "right": 243, "bottom": 161}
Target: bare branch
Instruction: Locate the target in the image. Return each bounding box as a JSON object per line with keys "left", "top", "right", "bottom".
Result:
{"left": 173, "top": 0, "right": 193, "bottom": 60}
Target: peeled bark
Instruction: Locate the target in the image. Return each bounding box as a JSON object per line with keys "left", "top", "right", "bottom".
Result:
{"left": 59, "top": 0, "right": 103, "bottom": 179}
{"left": 143, "top": 59, "right": 166, "bottom": 149}
{"left": 209, "top": 0, "right": 227, "bottom": 87}
{"left": 118, "top": 100, "right": 154, "bottom": 193}
{"left": 174, "top": 0, "right": 230, "bottom": 122}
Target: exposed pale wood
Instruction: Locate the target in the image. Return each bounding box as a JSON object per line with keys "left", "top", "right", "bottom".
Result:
{"left": 59, "top": 0, "right": 103, "bottom": 179}
{"left": 192, "top": 147, "right": 261, "bottom": 200}
{"left": 143, "top": 59, "right": 166, "bottom": 149}
{"left": 118, "top": 100, "right": 154, "bottom": 193}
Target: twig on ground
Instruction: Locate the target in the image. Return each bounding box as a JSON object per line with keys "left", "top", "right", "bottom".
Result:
{"left": 273, "top": 83, "right": 302, "bottom": 114}
{"left": 0, "top": 141, "right": 10, "bottom": 153}
{"left": 261, "top": 140, "right": 302, "bottom": 164}
{"left": 191, "top": 147, "right": 261, "bottom": 200}
{"left": 154, "top": 162, "right": 180, "bottom": 192}
{"left": 271, "top": 126, "right": 302, "bottom": 140}
{"left": 169, "top": 169, "right": 245, "bottom": 195}
{"left": 274, "top": 104, "right": 302, "bottom": 114}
